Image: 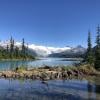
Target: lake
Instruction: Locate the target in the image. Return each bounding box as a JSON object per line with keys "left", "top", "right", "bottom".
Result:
{"left": 0, "top": 58, "right": 80, "bottom": 70}
{"left": 0, "top": 58, "right": 100, "bottom": 100}
{"left": 0, "top": 78, "right": 100, "bottom": 100}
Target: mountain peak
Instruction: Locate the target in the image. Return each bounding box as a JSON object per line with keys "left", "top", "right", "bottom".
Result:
{"left": 76, "top": 45, "right": 84, "bottom": 48}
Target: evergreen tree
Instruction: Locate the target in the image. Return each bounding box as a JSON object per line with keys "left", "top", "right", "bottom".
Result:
{"left": 6, "top": 44, "right": 9, "bottom": 58}
{"left": 10, "top": 36, "right": 13, "bottom": 58}
{"left": 95, "top": 25, "right": 100, "bottom": 69}
{"left": 21, "top": 38, "right": 26, "bottom": 58}
{"left": 13, "top": 39, "right": 14, "bottom": 49}
{"left": 26, "top": 43, "right": 28, "bottom": 56}
{"left": 10, "top": 37, "right": 15, "bottom": 58}
{"left": 86, "top": 31, "right": 94, "bottom": 65}
{"left": 96, "top": 25, "right": 100, "bottom": 47}
{"left": 6, "top": 44, "right": 9, "bottom": 52}
{"left": 15, "top": 46, "right": 19, "bottom": 58}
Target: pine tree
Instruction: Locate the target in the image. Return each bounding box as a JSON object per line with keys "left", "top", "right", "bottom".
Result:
{"left": 21, "top": 38, "right": 26, "bottom": 59}
{"left": 95, "top": 25, "right": 100, "bottom": 69}
{"left": 86, "top": 31, "right": 94, "bottom": 65}
{"left": 15, "top": 46, "right": 19, "bottom": 58}
{"left": 6, "top": 44, "right": 9, "bottom": 52}
{"left": 6, "top": 44, "right": 9, "bottom": 58}
{"left": 10, "top": 37, "right": 15, "bottom": 58}
{"left": 26, "top": 43, "right": 28, "bottom": 56}
{"left": 96, "top": 25, "right": 100, "bottom": 47}
{"left": 10, "top": 36, "right": 13, "bottom": 58}
{"left": 13, "top": 39, "right": 14, "bottom": 49}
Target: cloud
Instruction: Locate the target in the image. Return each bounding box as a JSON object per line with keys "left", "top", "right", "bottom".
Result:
{"left": 29, "top": 44, "right": 71, "bottom": 55}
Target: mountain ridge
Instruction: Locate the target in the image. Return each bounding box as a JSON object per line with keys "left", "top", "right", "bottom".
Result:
{"left": 0, "top": 41, "right": 86, "bottom": 57}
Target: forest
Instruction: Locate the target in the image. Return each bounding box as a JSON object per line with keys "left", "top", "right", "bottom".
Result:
{"left": 86, "top": 25, "right": 100, "bottom": 69}
{"left": 0, "top": 37, "right": 35, "bottom": 60}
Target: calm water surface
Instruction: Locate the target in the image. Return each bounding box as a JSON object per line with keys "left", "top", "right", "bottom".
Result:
{"left": 0, "top": 58, "right": 80, "bottom": 70}
{"left": 0, "top": 58, "right": 99, "bottom": 100}
{"left": 0, "top": 78, "right": 100, "bottom": 100}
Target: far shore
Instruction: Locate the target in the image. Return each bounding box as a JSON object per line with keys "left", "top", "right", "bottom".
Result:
{"left": 0, "top": 57, "right": 83, "bottom": 62}
{"left": 0, "top": 58, "right": 37, "bottom": 61}
{"left": 0, "top": 64, "right": 99, "bottom": 81}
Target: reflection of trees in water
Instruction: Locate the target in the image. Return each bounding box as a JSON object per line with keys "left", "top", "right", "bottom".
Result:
{"left": 24, "top": 93, "right": 83, "bottom": 100}
{"left": 10, "top": 61, "right": 16, "bottom": 70}
{"left": 91, "top": 78, "right": 100, "bottom": 99}
{"left": 9, "top": 61, "right": 29, "bottom": 70}
{"left": 41, "top": 81, "right": 49, "bottom": 91}
{"left": 0, "top": 79, "right": 93, "bottom": 100}
{"left": 95, "top": 85, "right": 100, "bottom": 93}
{"left": 9, "top": 61, "right": 19, "bottom": 70}
{"left": 87, "top": 82, "right": 100, "bottom": 100}
{"left": 95, "top": 84, "right": 100, "bottom": 99}
{"left": 87, "top": 82, "right": 96, "bottom": 100}
{"left": 3, "top": 92, "right": 85, "bottom": 100}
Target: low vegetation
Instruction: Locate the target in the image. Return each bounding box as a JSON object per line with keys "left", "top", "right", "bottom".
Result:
{"left": 0, "top": 64, "right": 99, "bottom": 80}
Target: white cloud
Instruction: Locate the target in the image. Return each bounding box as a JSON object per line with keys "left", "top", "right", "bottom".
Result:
{"left": 29, "top": 44, "right": 71, "bottom": 56}
{"left": 0, "top": 40, "right": 71, "bottom": 56}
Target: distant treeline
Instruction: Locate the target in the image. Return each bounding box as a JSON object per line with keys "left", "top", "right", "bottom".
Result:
{"left": 86, "top": 25, "right": 100, "bottom": 69}
{"left": 0, "top": 37, "right": 35, "bottom": 60}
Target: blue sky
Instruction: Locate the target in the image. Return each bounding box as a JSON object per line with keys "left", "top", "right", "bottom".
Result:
{"left": 0, "top": 0, "right": 99, "bottom": 47}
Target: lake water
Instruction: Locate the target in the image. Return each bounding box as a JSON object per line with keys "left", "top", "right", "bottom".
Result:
{"left": 0, "top": 58, "right": 80, "bottom": 70}
{"left": 0, "top": 78, "right": 100, "bottom": 100}
{"left": 0, "top": 58, "right": 100, "bottom": 100}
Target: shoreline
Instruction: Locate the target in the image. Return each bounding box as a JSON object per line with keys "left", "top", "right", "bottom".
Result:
{"left": 0, "top": 58, "right": 37, "bottom": 61}
{"left": 0, "top": 65, "right": 99, "bottom": 80}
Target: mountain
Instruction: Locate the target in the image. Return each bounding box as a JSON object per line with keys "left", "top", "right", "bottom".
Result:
{"left": 0, "top": 41, "right": 86, "bottom": 57}
{"left": 28, "top": 44, "right": 71, "bottom": 57}
{"left": 48, "top": 45, "right": 86, "bottom": 58}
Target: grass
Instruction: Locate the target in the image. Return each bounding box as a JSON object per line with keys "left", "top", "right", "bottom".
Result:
{"left": 61, "top": 64, "right": 97, "bottom": 74}
{"left": 15, "top": 65, "right": 27, "bottom": 73}
{"left": 14, "top": 64, "right": 98, "bottom": 76}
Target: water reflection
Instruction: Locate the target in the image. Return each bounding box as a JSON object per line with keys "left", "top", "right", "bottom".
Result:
{"left": 0, "top": 58, "right": 80, "bottom": 70}
{"left": 0, "top": 78, "right": 99, "bottom": 100}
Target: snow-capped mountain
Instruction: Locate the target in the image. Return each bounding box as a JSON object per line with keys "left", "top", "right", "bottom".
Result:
{"left": 0, "top": 40, "right": 86, "bottom": 57}
{"left": 29, "top": 44, "right": 71, "bottom": 57}
{"left": 48, "top": 45, "right": 86, "bottom": 58}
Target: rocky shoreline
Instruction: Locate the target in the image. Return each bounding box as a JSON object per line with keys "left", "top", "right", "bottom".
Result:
{"left": 0, "top": 65, "right": 99, "bottom": 81}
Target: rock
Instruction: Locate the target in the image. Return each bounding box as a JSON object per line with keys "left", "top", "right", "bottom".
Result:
{"left": 0, "top": 66, "right": 96, "bottom": 80}
{"left": 62, "top": 71, "right": 68, "bottom": 79}
{"left": 30, "top": 75, "right": 37, "bottom": 79}
{"left": 40, "top": 73, "right": 50, "bottom": 81}
{"left": 73, "top": 69, "right": 79, "bottom": 76}
{"left": 41, "top": 65, "right": 51, "bottom": 69}
{"left": 56, "top": 72, "right": 61, "bottom": 79}
{"left": 15, "top": 73, "right": 20, "bottom": 78}
{"left": 50, "top": 72, "right": 55, "bottom": 80}
{"left": 67, "top": 70, "right": 73, "bottom": 77}
{"left": 2, "top": 71, "right": 13, "bottom": 78}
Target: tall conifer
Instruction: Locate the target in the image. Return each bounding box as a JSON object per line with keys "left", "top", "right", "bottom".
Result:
{"left": 86, "top": 31, "right": 94, "bottom": 65}
{"left": 95, "top": 25, "right": 100, "bottom": 68}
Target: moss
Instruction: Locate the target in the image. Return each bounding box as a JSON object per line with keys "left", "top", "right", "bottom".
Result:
{"left": 15, "top": 66, "right": 27, "bottom": 73}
